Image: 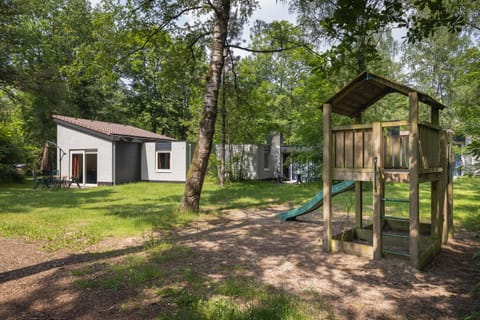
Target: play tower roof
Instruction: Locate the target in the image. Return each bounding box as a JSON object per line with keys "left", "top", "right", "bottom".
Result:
{"left": 324, "top": 71, "right": 446, "bottom": 118}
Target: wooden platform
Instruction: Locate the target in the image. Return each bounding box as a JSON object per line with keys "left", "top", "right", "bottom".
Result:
{"left": 331, "top": 218, "right": 441, "bottom": 269}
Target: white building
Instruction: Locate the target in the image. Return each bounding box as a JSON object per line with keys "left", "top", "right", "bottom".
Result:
{"left": 53, "top": 115, "right": 193, "bottom": 186}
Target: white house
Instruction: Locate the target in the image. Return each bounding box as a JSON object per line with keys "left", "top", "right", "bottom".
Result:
{"left": 53, "top": 115, "right": 318, "bottom": 186}
{"left": 216, "top": 141, "right": 282, "bottom": 180}
{"left": 214, "top": 134, "right": 319, "bottom": 182}
{"left": 53, "top": 115, "right": 193, "bottom": 186}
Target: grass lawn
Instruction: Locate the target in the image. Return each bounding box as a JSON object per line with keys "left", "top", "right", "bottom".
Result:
{"left": 0, "top": 179, "right": 321, "bottom": 249}
{"left": 1, "top": 177, "right": 479, "bottom": 319}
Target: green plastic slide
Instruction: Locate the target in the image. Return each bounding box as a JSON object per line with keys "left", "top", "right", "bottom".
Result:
{"left": 277, "top": 180, "right": 355, "bottom": 222}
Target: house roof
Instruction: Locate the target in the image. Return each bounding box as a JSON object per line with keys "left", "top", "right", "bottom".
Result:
{"left": 52, "top": 115, "right": 176, "bottom": 142}
{"left": 324, "top": 71, "right": 447, "bottom": 118}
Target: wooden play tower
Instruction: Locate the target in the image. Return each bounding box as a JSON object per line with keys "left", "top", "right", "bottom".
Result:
{"left": 322, "top": 71, "right": 454, "bottom": 269}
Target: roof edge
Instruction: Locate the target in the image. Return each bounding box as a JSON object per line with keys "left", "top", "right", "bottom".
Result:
{"left": 52, "top": 115, "right": 177, "bottom": 142}
{"left": 323, "top": 71, "right": 447, "bottom": 117}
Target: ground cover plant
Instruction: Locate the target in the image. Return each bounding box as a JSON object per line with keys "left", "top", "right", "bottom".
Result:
{"left": 0, "top": 177, "right": 479, "bottom": 319}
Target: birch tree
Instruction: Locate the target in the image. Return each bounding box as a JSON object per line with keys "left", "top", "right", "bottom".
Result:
{"left": 179, "top": 0, "right": 232, "bottom": 212}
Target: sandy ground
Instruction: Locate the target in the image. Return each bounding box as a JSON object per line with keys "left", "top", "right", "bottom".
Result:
{"left": 0, "top": 206, "right": 479, "bottom": 319}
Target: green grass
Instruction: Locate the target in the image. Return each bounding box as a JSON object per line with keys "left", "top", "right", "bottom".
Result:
{"left": 1, "top": 177, "right": 479, "bottom": 319}
{"left": 1, "top": 177, "right": 479, "bottom": 249}
{"left": 0, "top": 179, "right": 320, "bottom": 249}
{"left": 452, "top": 177, "right": 480, "bottom": 231}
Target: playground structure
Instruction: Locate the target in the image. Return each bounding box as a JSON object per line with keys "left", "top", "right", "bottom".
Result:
{"left": 321, "top": 71, "right": 454, "bottom": 269}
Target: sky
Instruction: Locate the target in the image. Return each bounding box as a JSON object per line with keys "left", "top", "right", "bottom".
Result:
{"left": 242, "top": 1, "right": 295, "bottom": 44}
{"left": 251, "top": 1, "right": 294, "bottom": 23}
{"left": 88, "top": 0, "right": 293, "bottom": 22}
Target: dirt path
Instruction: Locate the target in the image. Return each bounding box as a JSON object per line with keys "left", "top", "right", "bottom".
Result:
{"left": 1, "top": 207, "right": 479, "bottom": 319}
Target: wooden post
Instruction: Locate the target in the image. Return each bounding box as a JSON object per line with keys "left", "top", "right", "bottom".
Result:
{"left": 438, "top": 131, "right": 447, "bottom": 244}
{"left": 431, "top": 107, "right": 439, "bottom": 126}
{"left": 444, "top": 131, "right": 454, "bottom": 241}
{"left": 355, "top": 182, "right": 363, "bottom": 228}
{"left": 409, "top": 92, "right": 420, "bottom": 268}
{"left": 431, "top": 179, "right": 440, "bottom": 246}
{"left": 323, "top": 103, "right": 333, "bottom": 252}
{"left": 431, "top": 106, "right": 441, "bottom": 245}
{"left": 372, "top": 122, "right": 383, "bottom": 260}
{"left": 355, "top": 115, "right": 363, "bottom": 229}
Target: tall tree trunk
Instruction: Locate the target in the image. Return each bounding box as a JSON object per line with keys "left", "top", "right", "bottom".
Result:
{"left": 179, "top": 0, "right": 231, "bottom": 212}
{"left": 220, "top": 67, "right": 226, "bottom": 187}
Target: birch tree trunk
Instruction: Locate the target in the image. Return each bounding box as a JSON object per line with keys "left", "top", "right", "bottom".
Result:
{"left": 179, "top": 0, "right": 231, "bottom": 212}
{"left": 220, "top": 67, "right": 226, "bottom": 187}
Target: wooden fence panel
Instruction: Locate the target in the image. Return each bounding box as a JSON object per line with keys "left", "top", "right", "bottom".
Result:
{"left": 335, "top": 131, "right": 345, "bottom": 168}
{"left": 345, "top": 131, "right": 354, "bottom": 168}
{"left": 354, "top": 130, "right": 364, "bottom": 168}
{"left": 364, "top": 130, "right": 373, "bottom": 168}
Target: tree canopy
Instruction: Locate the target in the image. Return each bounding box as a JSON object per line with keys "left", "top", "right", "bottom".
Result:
{"left": 0, "top": 0, "right": 478, "bottom": 194}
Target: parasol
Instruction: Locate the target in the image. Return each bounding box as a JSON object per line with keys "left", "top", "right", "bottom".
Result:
{"left": 40, "top": 143, "right": 53, "bottom": 174}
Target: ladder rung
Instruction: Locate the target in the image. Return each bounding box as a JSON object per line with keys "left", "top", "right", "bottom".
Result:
{"left": 383, "top": 215, "right": 409, "bottom": 221}
{"left": 382, "top": 232, "right": 409, "bottom": 239}
{"left": 383, "top": 249, "right": 410, "bottom": 257}
{"left": 382, "top": 198, "right": 410, "bottom": 203}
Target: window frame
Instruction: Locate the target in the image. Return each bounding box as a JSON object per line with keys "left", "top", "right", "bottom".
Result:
{"left": 155, "top": 151, "right": 172, "bottom": 172}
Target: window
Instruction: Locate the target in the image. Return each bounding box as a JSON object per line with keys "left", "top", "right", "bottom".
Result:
{"left": 71, "top": 150, "right": 98, "bottom": 185}
{"left": 156, "top": 152, "right": 171, "bottom": 171}
{"left": 264, "top": 149, "right": 270, "bottom": 170}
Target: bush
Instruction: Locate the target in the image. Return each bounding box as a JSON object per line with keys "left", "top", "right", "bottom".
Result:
{"left": 0, "top": 164, "right": 24, "bottom": 183}
{"left": 0, "top": 126, "right": 27, "bottom": 183}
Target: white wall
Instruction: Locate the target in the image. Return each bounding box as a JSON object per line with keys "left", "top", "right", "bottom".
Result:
{"left": 215, "top": 135, "right": 282, "bottom": 180}
{"left": 215, "top": 143, "right": 280, "bottom": 180}
{"left": 56, "top": 125, "right": 113, "bottom": 184}
{"left": 231, "top": 144, "right": 259, "bottom": 180}
{"left": 142, "top": 141, "right": 190, "bottom": 182}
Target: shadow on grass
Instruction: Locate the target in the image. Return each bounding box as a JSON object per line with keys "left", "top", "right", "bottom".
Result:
{"left": 200, "top": 181, "right": 322, "bottom": 211}
{"left": 3, "top": 208, "right": 478, "bottom": 319}
{"left": 0, "top": 235, "right": 334, "bottom": 320}
{"left": 0, "top": 245, "right": 144, "bottom": 285}
{"left": 0, "top": 182, "right": 116, "bottom": 213}
{"left": 94, "top": 182, "right": 322, "bottom": 231}
{"left": 1, "top": 178, "right": 479, "bottom": 319}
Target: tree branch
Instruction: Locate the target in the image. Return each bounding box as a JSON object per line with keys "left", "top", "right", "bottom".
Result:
{"left": 205, "top": 0, "right": 219, "bottom": 16}
{"left": 185, "top": 31, "right": 210, "bottom": 74}
{"left": 227, "top": 43, "right": 304, "bottom": 53}
{"left": 130, "top": 5, "right": 205, "bottom": 55}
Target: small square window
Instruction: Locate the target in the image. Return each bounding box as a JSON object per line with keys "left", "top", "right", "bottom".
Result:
{"left": 156, "top": 152, "right": 171, "bottom": 170}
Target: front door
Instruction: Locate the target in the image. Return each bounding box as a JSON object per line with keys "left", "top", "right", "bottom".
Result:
{"left": 71, "top": 151, "right": 97, "bottom": 185}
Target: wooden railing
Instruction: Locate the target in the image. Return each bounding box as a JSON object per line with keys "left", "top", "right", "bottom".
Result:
{"left": 383, "top": 121, "right": 409, "bottom": 169}
{"left": 332, "top": 121, "right": 441, "bottom": 172}
{"left": 418, "top": 123, "right": 441, "bottom": 170}
{"left": 333, "top": 124, "right": 373, "bottom": 170}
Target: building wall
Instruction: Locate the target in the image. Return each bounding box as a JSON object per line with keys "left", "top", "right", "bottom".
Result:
{"left": 263, "top": 134, "right": 282, "bottom": 179}
{"left": 141, "top": 141, "right": 191, "bottom": 182}
{"left": 229, "top": 144, "right": 259, "bottom": 180}
{"left": 56, "top": 124, "right": 113, "bottom": 184}
{"left": 115, "top": 142, "right": 141, "bottom": 184}
{"left": 216, "top": 140, "right": 281, "bottom": 180}
{"left": 460, "top": 136, "right": 480, "bottom": 176}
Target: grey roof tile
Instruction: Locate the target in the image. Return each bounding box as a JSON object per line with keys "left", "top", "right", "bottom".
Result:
{"left": 52, "top": 115, "right": 176, "bottom": 141}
